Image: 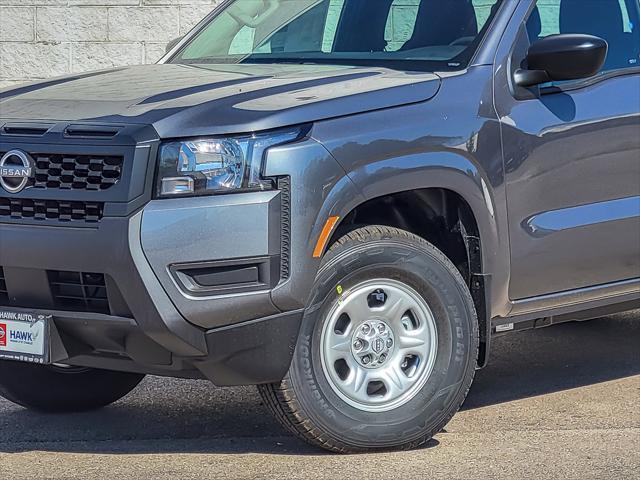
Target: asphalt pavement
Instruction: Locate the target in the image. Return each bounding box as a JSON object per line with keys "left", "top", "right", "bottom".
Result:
{"left": 1, "top": 311, "right": 639, "bottom": 480}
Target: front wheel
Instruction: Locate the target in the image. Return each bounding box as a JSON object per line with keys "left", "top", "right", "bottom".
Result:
{"left": 259, "top": 226, "right": 478, "bottom": 453}
{"left": 0, "top": 361, "right": 145, "bottom": 413}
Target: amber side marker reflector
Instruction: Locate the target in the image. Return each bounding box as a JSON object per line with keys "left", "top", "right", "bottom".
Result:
{"left": 313, "top": 216, "right": 340, "bottom": 258}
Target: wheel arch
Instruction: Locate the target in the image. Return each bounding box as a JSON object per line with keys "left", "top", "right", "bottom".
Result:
{"left": 320, "top": 155, "right": 500, "bottom": 367}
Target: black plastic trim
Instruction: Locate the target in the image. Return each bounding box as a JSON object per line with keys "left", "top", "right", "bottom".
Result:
{"left": 1, "top": 123, "right": 53, "bottom": 137}
{"left": 196, "top": 309, "right": 304, "bottom": 386}
{"left": 0, "top": 267, "right": 8, "bottom": 303}
{"left": 64, "top": 124, "right": 123, "bottom": 139}
{"left": 170, "top": 256, "right": 281, "bottom": 297}
{"left": 278, "top": 176, "right": 292, "bottom": 281}
{"left": 0, "top": 303, "right": 304, "bottom": 385}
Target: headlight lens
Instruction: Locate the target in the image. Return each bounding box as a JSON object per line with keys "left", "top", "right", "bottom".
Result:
{"left": 156, "top": 128, "right": 304, "bottom": 197}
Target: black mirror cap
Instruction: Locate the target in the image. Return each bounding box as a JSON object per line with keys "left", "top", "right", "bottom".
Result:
{"left": 515, "top": 34, "right": 608, "bottom": 87}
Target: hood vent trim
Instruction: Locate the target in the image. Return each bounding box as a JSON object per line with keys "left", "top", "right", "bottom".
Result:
{"left": 64, "top": 125, "right": 123, "bottom": 139}
{"left": 1, "top": 123, "right": 53, "bottom": 137}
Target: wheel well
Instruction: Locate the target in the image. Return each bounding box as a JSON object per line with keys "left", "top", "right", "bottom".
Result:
{"left": 330, "top": 189, "right": 481, "bottom": 282}
{"left": 328, "top": 188, "right": 489, "bottom": 366}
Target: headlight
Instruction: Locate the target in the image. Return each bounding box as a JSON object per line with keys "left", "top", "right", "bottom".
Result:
{"left": 156, "top": 128, "right": 304, "bottom": 198}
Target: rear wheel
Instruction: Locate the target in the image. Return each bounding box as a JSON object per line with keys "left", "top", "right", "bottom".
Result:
{"left": 259, "top": 226, "right": 478, "bottom": 453}
{"left": 0, "top": 361, "right": 144, "bottom": 413}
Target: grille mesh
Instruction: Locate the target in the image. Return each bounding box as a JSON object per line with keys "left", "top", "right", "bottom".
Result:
{"left": 48, "top": 271, "right": 110, "bottom": 315}
{"left": 278, "top": 177, "right": 291, "bottom": 280}
{"left": 32, "top": 154, "right": 123, "bottom": 191}
{"left": 0, "top": 267, "right": 8, "bottom": 303}
{"left": 0, "top": 198, "right": 103, "bottom": 223}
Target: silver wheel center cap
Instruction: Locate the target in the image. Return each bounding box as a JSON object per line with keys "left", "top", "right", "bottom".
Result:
{"left": 351, "top": 320, "right": 395, "bottom": 369}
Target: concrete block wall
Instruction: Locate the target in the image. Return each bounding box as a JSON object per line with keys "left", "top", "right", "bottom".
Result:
{"left": 0, "top": 1, "right": 222, "bottom": 89}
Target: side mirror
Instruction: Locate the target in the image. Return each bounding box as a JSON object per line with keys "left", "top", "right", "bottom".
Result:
{"left": 514, "top": 34, "right": 608, "bottom": 87}
{"left": 166, "top": 36, "right": 185, "bottom": 54}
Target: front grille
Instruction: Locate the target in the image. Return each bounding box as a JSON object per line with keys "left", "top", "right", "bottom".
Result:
{"left": 32, "top": 154, "right": 123, "bottom": 191}
{"left": 0, "top": 267, "right": 8, "bottom": 303}
{"left": 48, "top": 270, "right": 110, "bottom": 315}
{"left": 0, "top": 198, "right": 103, "bottom": 223}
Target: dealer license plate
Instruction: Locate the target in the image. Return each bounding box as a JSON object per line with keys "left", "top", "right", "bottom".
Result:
{"left": 0, "top": 310, "right": 51, "bottom": 364}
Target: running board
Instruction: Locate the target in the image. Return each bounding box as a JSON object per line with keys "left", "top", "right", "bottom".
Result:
{"left": 492, "top": 279, "right": 640, "bottom": 334}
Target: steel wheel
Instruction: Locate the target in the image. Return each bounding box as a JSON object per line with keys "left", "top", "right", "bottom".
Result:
{"left": 320, "top": 278, "right": 438, "bottom": 412}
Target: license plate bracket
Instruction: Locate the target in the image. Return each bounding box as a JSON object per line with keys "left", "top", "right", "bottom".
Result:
{"left": 0, "top": 310, "right": 51, "bottom": 364}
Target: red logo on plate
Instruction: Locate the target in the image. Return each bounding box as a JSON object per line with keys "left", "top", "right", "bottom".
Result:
{"left": 0, "top": 323, "right": 6, "bottom": 347}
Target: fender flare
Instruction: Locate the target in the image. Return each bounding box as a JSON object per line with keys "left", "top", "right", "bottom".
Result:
{"left": 330, "top": 151, "right": 501, "bottom": 277}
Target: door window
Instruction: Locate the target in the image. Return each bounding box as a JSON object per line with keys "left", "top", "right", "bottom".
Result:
{"left": 527, "top": 0, "right": 640, "bottom": 73}
{"left": 383, "top": 0, "right": 501, "bottom": 52}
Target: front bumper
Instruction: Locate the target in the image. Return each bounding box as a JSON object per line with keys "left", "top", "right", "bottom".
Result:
{"left": 0, "top": 122, "right": 359, "bottom": 384}
{"left": 0, "top": 198, "right": 303, "bottom": 385}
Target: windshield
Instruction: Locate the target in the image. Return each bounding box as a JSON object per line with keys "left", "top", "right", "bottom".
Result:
{"left": 170, "top": 0, "right": 503, "bottom": 72}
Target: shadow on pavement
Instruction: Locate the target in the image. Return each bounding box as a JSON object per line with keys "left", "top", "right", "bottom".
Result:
{"left": 463, "top": 311, "right": 640, "bottom": 410}
{"left": 0, "top": 312, "right": 638, "bottom": 455}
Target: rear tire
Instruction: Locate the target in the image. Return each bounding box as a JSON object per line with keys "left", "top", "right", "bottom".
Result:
{"left": 259, "top": 226, "right": 478, "bottom": 453}
{"left": 0, "top": 361, "right": 144, "bottom": 413}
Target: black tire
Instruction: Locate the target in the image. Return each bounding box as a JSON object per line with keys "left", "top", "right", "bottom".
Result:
{"left": 0, "top": 361, "right": 144, "bottom": 413}
{"left": 258, "top": 226, "right": 478, "bottom": 453}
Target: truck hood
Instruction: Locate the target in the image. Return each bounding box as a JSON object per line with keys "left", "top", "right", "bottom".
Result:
{"left": 0, "top": 64, "right": 441, "bottom": 138}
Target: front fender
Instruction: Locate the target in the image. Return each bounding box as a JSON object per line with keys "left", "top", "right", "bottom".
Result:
{"left": 310, "top": 76, "right": 509, "bottom": 316}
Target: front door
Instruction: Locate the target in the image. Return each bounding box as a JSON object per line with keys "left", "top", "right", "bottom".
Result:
{"left": 495, "top": 0, "right": 640, "bottom": 300}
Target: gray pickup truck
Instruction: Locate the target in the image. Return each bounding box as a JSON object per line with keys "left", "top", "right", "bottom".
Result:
{"left": 0, "top": 0, "right": 639, "bottom": 453}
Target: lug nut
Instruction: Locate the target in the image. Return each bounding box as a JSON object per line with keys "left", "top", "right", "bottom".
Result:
{"left": 379, "top": 354, "right": 386, "bottom": 363}
{"left": 387, "top": 338, "right": 393, "bottom": 348}
{"left": 361, "top": 324, "right": 371, "bottom": 335}
{"left": 353, "top": 340, "right": 363, "bottom": 350}
{"left": 378, "top": 324, "right": 386, "bottom": 333}
{"left": 362, "top": 355, "right": 371, "bottom": 365}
